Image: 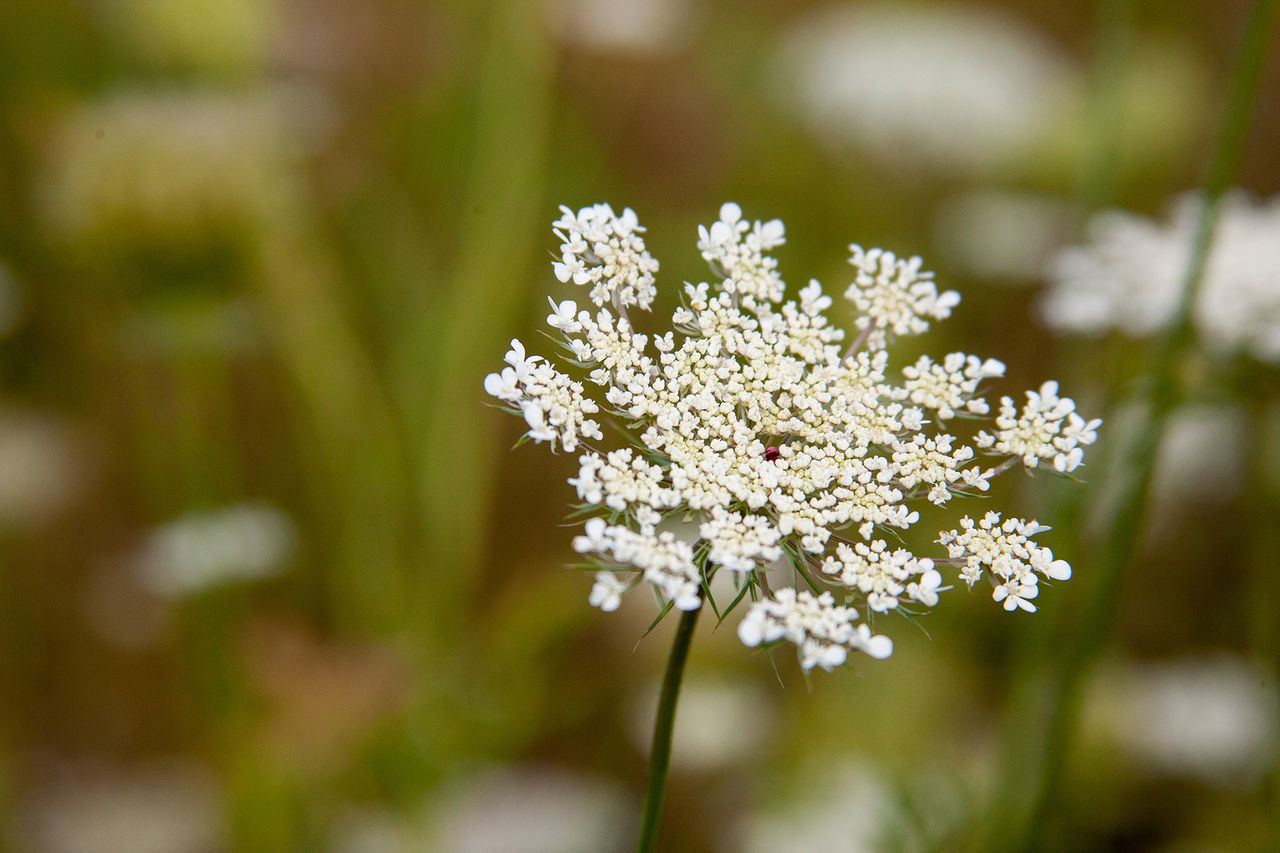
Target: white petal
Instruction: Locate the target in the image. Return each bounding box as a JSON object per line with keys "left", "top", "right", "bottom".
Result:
{"left": 1046, "top": 560, "right": 1072, "bottom": 580}
{"left": 737, "top": 612, "right": 764, "bottom": 647}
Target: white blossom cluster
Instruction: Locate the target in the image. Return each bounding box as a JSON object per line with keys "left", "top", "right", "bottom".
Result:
{"left": 1042, "top": 192, "right": 1280, "bottom": 363}
{"left": 553, "top": 203, "right": 659, "bottom": 311}
{"left": 574, "top": 517, "right": 701, "bottom": 612}
{"left": 902, "top": 353, "right": 1005, "bottom": 420}
{"left": 938, "top": 512, "right": 1071, "bottom": 613}
{"left": 976, "top": 381, "right": 1101, "bottom": 474}
{"left": 484, "top": 339, "right": 603, "bottom": 453}
{"left": 486, "top": 202, "right": 1100, "bottom": 672}
{"left": 736, "top": 589, "right": 893, "bottom": 671}
{"left": 846, "top": 246, "right": 960, "bottom": 347}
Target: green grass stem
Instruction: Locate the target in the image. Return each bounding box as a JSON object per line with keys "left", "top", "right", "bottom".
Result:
{"left": 1005, "top": 2, "right": 1278, "bottom": 848}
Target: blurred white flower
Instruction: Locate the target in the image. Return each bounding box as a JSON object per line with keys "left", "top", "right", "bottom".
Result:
{"left": 0, "top": 409, "right": 85, "bottom": 528}
{"left": 733, "top": 759, "right": 895, "bottom": 853}
{"left": 1086, "top": 656, "right": 1279, "bottom": 788}
{"left": 40, "top": 85, "right": 331, "bottom": 252}
{"left": 18, "top": 761, "right": 221, "bottom": 853}
{"left": 330, "top": 806, "right": 418, "bottom": 853}
{"left": 773, "top": 2, "right": 1074, "bottom": 174}
{"left": 542, "top": 0, "right": 697, "bottom": 55}
{"left": 424, "top": 766, "right": 630, "bottom": 853}
{"left": 629, "top": 679, "right": 776, "bottom": 771}
{"left": 332, "top": 766, "right": 630, "bottom": 853}
{"left": 588, "top": 570, "right": 628, "bottom": 611}
{"left": 1043, "top": 192, "right": 1280, "bottom": 362}
{"left": 933, "top": 191, "right": 1074, "bottom": 283}
{"left": 133, "top": 502, "right": 296, "bottom": 598}
{"left": 1151, "top": 404, "right": 1246, "bottom": 506}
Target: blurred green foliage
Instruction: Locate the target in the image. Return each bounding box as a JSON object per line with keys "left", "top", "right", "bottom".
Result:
{"left": 0, "top": 0, "right": 1276, "bottom": 850}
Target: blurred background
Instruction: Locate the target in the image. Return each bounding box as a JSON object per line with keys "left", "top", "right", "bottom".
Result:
{"left": 0, "top": 0, "right": 1278, "bottom": 850}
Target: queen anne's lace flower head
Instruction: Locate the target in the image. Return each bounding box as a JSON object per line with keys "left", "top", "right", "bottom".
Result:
{"left": 486, "top": 203, "right": 1100, "bottom": 673}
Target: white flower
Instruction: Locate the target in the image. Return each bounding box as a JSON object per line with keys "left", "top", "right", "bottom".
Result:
{"left": 846, "top": 245, "right": 960, "bottom": 348}
{"left": 572, "top": 517, "right": 611, "bottom": 553}
{"left": 902, "top": 352, "right": 1004, "bottom": 420}
{"left": 939, "top": 512, "right": 1069, "bottom": 612}
{"left": 503, "top": 338, "right": 541, "bottom": 379}
{"left": 773, "top": 3, "right": 1074, "bottom": 174}
{"left": 993, "top": 576, "right": 1039, "bottom": 612}
{"left": 568, "top": 448, "right": 678, "bottom": 514}
{"left": 134, "top": 503, "right": 296, "bottom": 598}
{"left": 696, "top": 202, "right": 788, "bottom": 305}
{"left": 737, "top": 589, "right": 883, "bottom": 670}
{"left": 1043, "top": 191, "right": 1280, "bottom": 363}
{"left": 1086, "top": 656, "right": 1279, "bottom": 788}
{"left": 700, "top": 508, "right": 783, "bottom": 572}
{"left": 489, "top": 202, "right": 1098, "bottom": 672}
{"left": 572, "top": 518, "right": 700, "bottom": 611}
{"left": 546, "top": 297, "right": 581, "bottom": 333}
{"left": 485, "top": 337, "right": 602, "bottom": 452}
{"left": 798, "top": 279, "right": 832, "bottom": 316}
{"left": 553, "top": 203, "right": 659, "bottom": 310}
{"left": 851, "top": 623, "right": 894, "bottom": 660}
{"left": 906, "top": 568, "right": 944, "bottom": 607}
{"left": 588, "top": 571, "right": 628, "bottom": 611}
{"left": 521, "top": 402, "right": 558, "bottom": 443}
{"left": 820, "top": 540, "right": 936, "bottom": 613}
{"left": 542, "top": 0, "right": 697, "bottom": 56}
{"left": 419, "top": 765, "right": 630, "bottom": 853}
{"left": 483, "top": 366, "right": 521, "bottom": 402}
{"left": 976, "top": 381, "right": 1101, "bottom": 473}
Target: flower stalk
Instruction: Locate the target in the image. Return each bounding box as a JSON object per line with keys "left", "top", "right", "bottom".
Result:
{"left": 635, "top": 604, "right": 701, "bottom": 853}
{"left": 1001, "top": 1, "right": 1279, "bottom": 848}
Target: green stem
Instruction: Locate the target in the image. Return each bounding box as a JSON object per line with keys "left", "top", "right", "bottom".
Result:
{"left": 1009, "top": 2, "right": 1278, "bottom": 849}
{"left": 417, "top": 0, "right": 555, "bottom": 643}
{"left": 1244, "top": 398, "right": 1280, "bottom": 848}
{"left": 636, "top": 605, "right": 701, "bottom": 853}
{"left": 1077, "top": 0, "right": 1134, "bottom": 215}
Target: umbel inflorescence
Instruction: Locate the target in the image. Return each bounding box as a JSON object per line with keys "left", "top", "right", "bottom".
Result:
{"left": 485, "top": 203, "right": 1100, "bottom": 672}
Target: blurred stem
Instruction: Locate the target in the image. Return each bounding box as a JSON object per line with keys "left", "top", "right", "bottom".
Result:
{"left": 416, "top": 0, "right": 554, "bottom": 639}
{"left": 980, "top": 0, "right": 1135, "bottom": 838}
{"left": 1077, "top": 0, "right": 1134, "bottom": 214}
{"left": 636, "top": 605, "right": 701, "bottom": 853}
{"left": 250, "top": 212, "right": 410, "bottom": 634}
{"left": 1005, "top": 2, "right": 1278, "bottom": 849}
{"left": 1244, "top": 399, "right": 1280, "bottom": 847}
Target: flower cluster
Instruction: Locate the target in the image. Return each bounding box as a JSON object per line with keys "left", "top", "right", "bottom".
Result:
{"left": 976, "top": 381, "right": 1101, "bottom": 474}
{"left": 486, "top": 202, "right": 1100, "bottom": 672}
{"left": 483, "top": 339, "right": 602, "bottom": 453}
{"left": 1042, "top": 191, "right": 1280, "bottom": 363}
{"left": 737, "top": 589, "right": 893, "bottom": 671}
{"left": 938, "top": 512, "right": 1071, "bottom": 613}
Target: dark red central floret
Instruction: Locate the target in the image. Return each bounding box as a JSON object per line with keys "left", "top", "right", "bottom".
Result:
{"left": 764, "top": 445, "right": 781, "bottom": 462}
